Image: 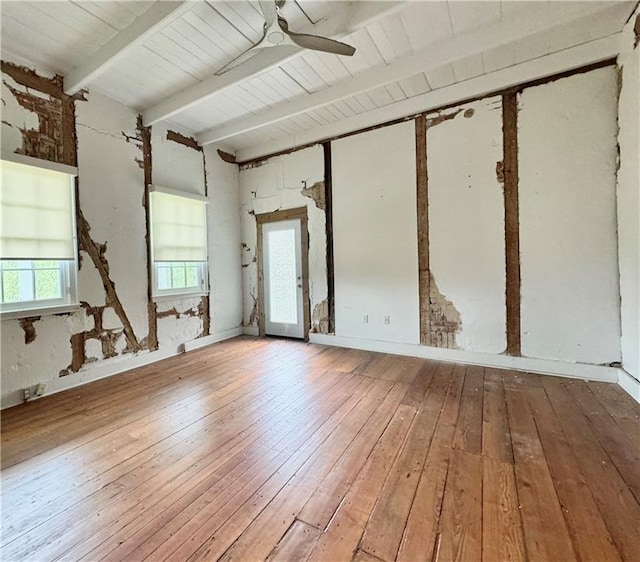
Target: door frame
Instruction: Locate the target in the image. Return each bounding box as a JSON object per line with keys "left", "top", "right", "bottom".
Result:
{"left": 256, "top": 207, "right": 310, "bottom": 340}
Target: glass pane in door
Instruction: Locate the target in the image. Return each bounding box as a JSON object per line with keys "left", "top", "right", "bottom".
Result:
{"left": 267, "top": 228, "right": 298, "bottom": 324}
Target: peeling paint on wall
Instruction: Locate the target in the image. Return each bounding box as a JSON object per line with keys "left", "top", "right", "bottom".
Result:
{"left": 19, "top": 317, "right": 39, "bottom": 345}
{"left": 429, "top": 273, "right": 461, "bottom": 349}
{"left": 311, "top": 299, "right": 330, "bottom": 334}
{"left": 301, "top": 180, "right": 326, "bottom": 210}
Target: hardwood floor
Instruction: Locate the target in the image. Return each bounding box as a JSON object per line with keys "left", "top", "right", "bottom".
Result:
{"left": 1, "top": 336, "right": 639, "bottom": 561}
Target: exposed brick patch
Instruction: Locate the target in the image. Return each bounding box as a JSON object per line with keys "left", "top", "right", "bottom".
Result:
{"left": 429, "top": 273, "right": 461, "bottom": 349}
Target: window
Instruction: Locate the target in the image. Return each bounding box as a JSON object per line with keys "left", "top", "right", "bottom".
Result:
{"left": 1, "top": 156, "right": 78, "bottom": 316}
{"left": 149, "top": 187, "right": 208, "bottom": 297}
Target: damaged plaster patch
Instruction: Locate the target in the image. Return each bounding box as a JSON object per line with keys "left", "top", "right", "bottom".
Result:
{"left": 429, "top": 273, "right": 461, "bottom": 349}
{"left": 60, "top": 301, "right": 126, "bottom": 375}
{"left": 135, "top": 115, "right": 159, "bottom": 351}
{"left": 311, "top": 299, "right": 330, "bottom": 334}
{"left": 426, "top": 107, "right": 465, "bottom": 128}
{"left": 167, "top": 129, "right": 202, "bottom": 152}
{"left": 248, "top": 290, "right": 258, "bottom": 327}
{"left": 217, "top": 149, "right": 237, "bottom": 163}
{"left": 495, "top": 160, "right": 505, "bottom": 184}
{"left": 19, "top": 317, "right": 40, "bottom": 344}
{"left": 76, "top": 211, "right": 140, "bottom": 355}
{"left": 301, "top": 180, "right": 325, "bottom": 210}
{"left": 240, "top": 242, "right": 255, "bottom": 268}
{"left": 1, "top": 61, "right": 86, "bottom": 167}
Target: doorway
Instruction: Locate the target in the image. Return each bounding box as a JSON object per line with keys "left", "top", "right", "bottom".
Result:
{"left": 256, "top": 207, "right": 310, "bottom": 340}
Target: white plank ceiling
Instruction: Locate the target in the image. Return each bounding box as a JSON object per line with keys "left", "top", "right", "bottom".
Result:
{"left": 1, "top": 1, "right": 635, "bottom": 156}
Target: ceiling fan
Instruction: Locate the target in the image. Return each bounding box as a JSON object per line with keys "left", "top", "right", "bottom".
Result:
{"left": 215, "top": 0, "right": 356, "bottom": 75}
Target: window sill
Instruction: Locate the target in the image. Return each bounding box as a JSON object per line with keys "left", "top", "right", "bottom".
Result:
{"left": 1, "top": 303, "right": 81, "bottom": 321}
{"left": 152, "top": 291, "right": 209, "bottom": 303}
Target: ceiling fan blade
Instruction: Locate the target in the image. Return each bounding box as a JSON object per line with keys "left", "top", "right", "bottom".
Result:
{"left": 215, "top": 45, "right": 265, "bottom": 75}
{"left": 259, "top": 0, "right": 277, "bottom": 27}
{"left": 278, "top": 16, "right": 356, "bottom": 56}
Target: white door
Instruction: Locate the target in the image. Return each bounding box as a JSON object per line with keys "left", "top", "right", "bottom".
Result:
{"left": 262, "top": 219, "right": 304, "bottom": 338}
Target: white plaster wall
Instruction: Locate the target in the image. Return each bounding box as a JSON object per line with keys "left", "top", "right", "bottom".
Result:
{"left": 239, "top": 146, "right": 326, "bottom": 332}
{"left": 1, "top": 75, "right": 40, "bottom": 154}
{"left": 76, "top": 92, "right": 149, "bottom": 342}
{"left": 427, "top": 97, "right": 507, "bottom": 352}
{"left": 332, "top": 122, "right": 420, "bottom": 344}
{"left": 151, "top": 124, "right": 205, "bottom": 194}
{"left": 519, "top": 66, "right": 621, "bottom": 364}
{"left": 205, "top": 145, "right": 243, "bottom": 334}
{"left": 1, "top": 72, "right": 243, "bottom": 408}
{"left": 617, "top": 10, "right": 640, "bottom": 381}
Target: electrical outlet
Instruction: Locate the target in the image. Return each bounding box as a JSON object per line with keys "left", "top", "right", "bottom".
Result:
{"left": 384, "top": 315, "right": 390, "bottom": 325}
{"left": 22, "top": 388, "right": 31, "bottom": 402}
{"left": 35, "top": 383, "right": 46, "bottom": 397}
{"left": 363, "top": 315, "right": 369, "bottom": 324}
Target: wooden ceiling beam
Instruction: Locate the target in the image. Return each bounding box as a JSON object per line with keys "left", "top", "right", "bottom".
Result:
{"left": 197, "top": 1, "right": 627, "bottom": 146}
{"left": 64, "top": 0, "right": 192, "bottom": 95}
{"left": 141, "top": 1, "right": 409, "bottom": 127}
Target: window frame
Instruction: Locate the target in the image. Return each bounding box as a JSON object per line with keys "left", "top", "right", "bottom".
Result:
{"left": 152, "top": 260, "right": 208, "bottom": 299}
{"left": 149, "top": 185, "right": 210, "bottom": 300}
{"left": 0, "top": 153, "right": 80, "bottom": 319}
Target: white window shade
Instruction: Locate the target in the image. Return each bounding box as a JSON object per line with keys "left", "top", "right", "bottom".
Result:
{"left": 1, "top": 159, "right": 75, "bottom": 260}
{"left": 150, "top": 190, "right": 207, "bottom": 262}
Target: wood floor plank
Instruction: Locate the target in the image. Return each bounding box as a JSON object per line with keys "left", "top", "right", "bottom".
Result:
{"left": 265, "top": 520, "right": 321, "bottom": 562}
{"left": 359, "top": 362, "right": 454, "bottom": 562}
{"left": 542, "top": 377, "right": 640, "bottom": 561}
{"left": 4, "top": 370, "right": 357, "bottom": 562}
{"left": 214, "top": 381, "right": 410, "bottom": 562}
{"left": 1, "top": 338, "right": 638, "bottom": 562}
{"left": 297, "top": 380, "right": 419, "bottom": 531}
{"left": 394, "top": 364, "right": 463, "bottom": 562}
{"left": 307, "top": 404, "right": 416, "bottom": 562}
{"left": 515, "top": 460, "right": 578, "bottom": 562}
{"left": 400, "top": 360, "right": 438, "bottom": 408}
{"left": 68, "top": 373, "right": 361, "bottom": 562}
{"left": 482, "top": 368, "right": 513, "bottom": 463}
{"left": 482, "top": 457, "right": 526, "bottom": 562}
{"left": 452, "top": 365, "right": 484, "bottom": 454}
{"left": 83, "top": 374, "right": 369, "bottom": 562}
{"left": 525, "top": 382, "right": 622, "bottom": 562}
{"left": 437, "top": 449, "right": 483, "bottom": 562}
{"left": 156, "top": 379, "right": 396, "bottom": 562}
{"left": 2, "top": 351, "right": 335, "bottom": 546}
{"left": 563, "top": 379, "right": 640, "bottom": 502}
